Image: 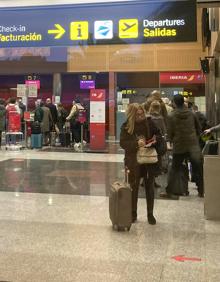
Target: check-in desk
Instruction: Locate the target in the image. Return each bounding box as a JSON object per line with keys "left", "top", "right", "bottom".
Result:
{"left": 204, "top": 155, "right": 220, "bottom": 220}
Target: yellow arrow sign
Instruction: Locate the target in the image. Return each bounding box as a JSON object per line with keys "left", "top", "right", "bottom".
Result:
{"left": 48, "top": 24, "right": 65, "bottom": 39}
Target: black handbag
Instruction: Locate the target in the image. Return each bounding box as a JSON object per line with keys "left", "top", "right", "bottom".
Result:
{"left": 202, "top": 140, "right": 218, "bottom": 155}
{"left": 31, "top": 121, "right": 41, "bottom": 134}
{"left": 155, "top": 136, "right": 167, "bottom": 156}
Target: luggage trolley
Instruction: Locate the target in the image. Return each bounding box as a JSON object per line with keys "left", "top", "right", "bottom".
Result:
{"left": 6, "top": 111, "right": 23, "bottom": 150}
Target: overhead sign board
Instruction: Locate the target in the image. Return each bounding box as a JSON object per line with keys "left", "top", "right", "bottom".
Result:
{"left": 17, "top": 84, "right": 27, "bottom": 97}
{"left": 25, "top": 80, "right": 40, "bottom": 89}
{"left": 28, "top": 84, "right": 38, "bottom": 97}
{"left": 0, "top": 0, "right": 196, "bottom": 48}
{"left": 160, "top": 71, "right": 205, "bottom": 84}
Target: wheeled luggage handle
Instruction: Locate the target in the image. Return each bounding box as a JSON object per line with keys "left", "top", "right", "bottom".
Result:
{"left": 115, "top": 170, "right": 129, "bottom": 188}
{"left": 124, "top": 168, "right": 130, "bottom": 187}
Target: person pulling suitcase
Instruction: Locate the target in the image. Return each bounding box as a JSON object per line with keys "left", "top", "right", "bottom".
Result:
{"left": 120, "top": 103, "right": 163, "bottom": 225}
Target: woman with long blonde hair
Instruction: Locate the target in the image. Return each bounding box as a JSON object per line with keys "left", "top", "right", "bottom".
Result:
{"left": 120, "top": 103, "right": 162, "bottom": 225}
{"left": 148, "top": 100, "right": 166, "bottom": 136}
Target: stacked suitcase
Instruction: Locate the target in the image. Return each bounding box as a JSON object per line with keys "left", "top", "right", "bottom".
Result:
{"left": 31, "top": 121, "right": 42, "bottom": 149}
{"left": 31, "top": 134, "right": 43, "bottom": 149}
{"left": 6, "top": 110, "right": 23, "bottom": 150}
{"left": 59, "top": 123, "right": 71, "bottom": 147}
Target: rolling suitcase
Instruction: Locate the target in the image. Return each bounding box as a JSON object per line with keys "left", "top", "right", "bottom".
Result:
{"left": 31, "top": 121, "right": 41, "bottom": 134}
{"left": 59, "top": 132, "right": 71, "bottom": 147}
{"left": 109, "top": 170, "right": 132, "bottom": 231}
{"left": 167, "top": 156, "right": 189, "bottom": 196}
{"left": 31, "top": 134, "right": 42, "bottom": 149}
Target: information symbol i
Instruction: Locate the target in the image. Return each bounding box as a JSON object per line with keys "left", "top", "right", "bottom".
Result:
{"left": 70, "top": 21, "right": 89, "bottom": 40}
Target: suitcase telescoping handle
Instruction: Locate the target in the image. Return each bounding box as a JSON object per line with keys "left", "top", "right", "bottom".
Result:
{"left": 125, "top": 167, "right": 130, "bottom": 186}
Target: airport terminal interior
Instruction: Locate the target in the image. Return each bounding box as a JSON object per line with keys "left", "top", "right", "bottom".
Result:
{"left": 1, "top": 0, "right": 220, "bottom": 281}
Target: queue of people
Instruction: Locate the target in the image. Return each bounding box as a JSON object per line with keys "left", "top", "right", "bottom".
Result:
{"left": 0, "top": 97, "right": 87, "bottom": 151}
{"left": 33, "top": 98, "right": 86, "bottom": 149}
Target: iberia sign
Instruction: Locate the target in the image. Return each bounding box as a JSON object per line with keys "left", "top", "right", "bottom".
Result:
{"left": 160, "top": 72, "right": 205, "bottom": 84}
{"left": 0, "top": 0, "right": 196, "bottom": 48}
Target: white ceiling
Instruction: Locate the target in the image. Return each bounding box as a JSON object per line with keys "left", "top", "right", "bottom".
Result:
{"left": 0, "top": 0, "right": 135, "bottom": 8}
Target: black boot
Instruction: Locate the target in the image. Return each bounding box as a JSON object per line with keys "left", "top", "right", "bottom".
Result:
{"left": 132, "top": 211, "right": 137, "bottom": 223}
{"left": 147, "top": 214, "right": 156, "bottom": 225}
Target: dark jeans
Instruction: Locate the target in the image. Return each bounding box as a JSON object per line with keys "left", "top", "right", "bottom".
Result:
{"left": 167, "top": 151, "right": 204, "bottom": 195}
{"left": 71, "top": 120, "right": 81, "bottom": 143}
{"left": 129, "top": 165, "right": 155, "bottom": 218}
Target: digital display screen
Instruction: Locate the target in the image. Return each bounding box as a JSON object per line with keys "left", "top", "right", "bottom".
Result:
{"left": 80, "top": 80, "right": 95, "bottom": 89}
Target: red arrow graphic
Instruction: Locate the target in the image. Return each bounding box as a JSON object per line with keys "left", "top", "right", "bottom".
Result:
{"left": 172, "top": 255, "right": 202, "bottom": 262}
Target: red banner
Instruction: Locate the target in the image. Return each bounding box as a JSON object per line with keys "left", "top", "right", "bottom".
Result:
{"left": 25, "top": 80, "right": 40, "bottom": 89}
{"left": 8, "top": 113, "right": 21, "bottom": 132}
{"left": 90, "top": 89, "right": 105, "bottom": 101}
{"left": 24, "top": 111, "right": 31, "bottom": 120}
{"left": 160, "top": 72, "right": 205, "bottom": 84}
{"left": 90, "top": 89, "right": 106, "bottom": 150}
{"left": 90, "top": 123, "right": 106, "bottom": 150}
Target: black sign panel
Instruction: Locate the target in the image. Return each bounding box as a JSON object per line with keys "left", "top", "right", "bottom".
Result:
{"left": 0, "top": 0, "right": 197, "bottom": 47}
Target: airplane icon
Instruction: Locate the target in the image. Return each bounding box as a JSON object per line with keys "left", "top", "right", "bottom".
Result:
{"left": 119, "top": 19, "right": 138, "bottom": 38}
{"left": 122, "top": 22, "right": 137, "bottom": 31}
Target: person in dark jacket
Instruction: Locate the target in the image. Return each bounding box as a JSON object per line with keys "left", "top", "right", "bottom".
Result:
{"left": 163, "top": 94, "right": 203, "bottom": 197}
{"left": 45, "top": 98, "right": 58, "bottom": 128}
{"left": 57, "top": 103, "right": 68, "bottom": 132}
{"left": 148, "top": 100, "right": 167, "bottom": 136}
{"left": 193, "top": 105, "right": 207, "bottom": 131}
{"left": 148, "top": 100, "right": 167, "bottom": 180}
{"left": 120, "top": 103, "right": 162, "bottom": 225}
{"left": 192, "top": 105, "right": 209, "bottom": 149}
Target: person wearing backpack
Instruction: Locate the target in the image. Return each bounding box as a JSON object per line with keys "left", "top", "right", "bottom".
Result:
{"left": 34, "top": 100, "right": 44, "bottom": 123}
{"left": 66, "top": 100, "right": 80, "bottom": 149}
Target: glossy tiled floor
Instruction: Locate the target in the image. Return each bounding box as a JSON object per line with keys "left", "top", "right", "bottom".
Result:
{"left": 0, "top": 148, "right": 220, "bottom": 282}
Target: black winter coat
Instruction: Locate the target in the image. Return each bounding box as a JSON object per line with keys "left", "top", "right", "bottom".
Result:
{"left": 167, "top": 107, "right": 201, "bottom": 154}
{"left": 120, "top": 117, "right": 162, "bottom": 176}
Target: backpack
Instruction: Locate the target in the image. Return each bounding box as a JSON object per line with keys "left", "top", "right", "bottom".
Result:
{"left": 70, "top": 105, "right": 79, "bottom": 123}
{"left": 31, "top": 121, "right": 41, "bottom": 134}
{"left": 35, "top": 107, "right": 44, "bottom": 123}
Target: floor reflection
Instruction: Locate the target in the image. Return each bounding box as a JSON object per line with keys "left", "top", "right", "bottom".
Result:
{"left": 0, "top": 159, "right": 123, "bottom": 196}
{"left": 0, "top": 159, "right": 167, "bottom": 198}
